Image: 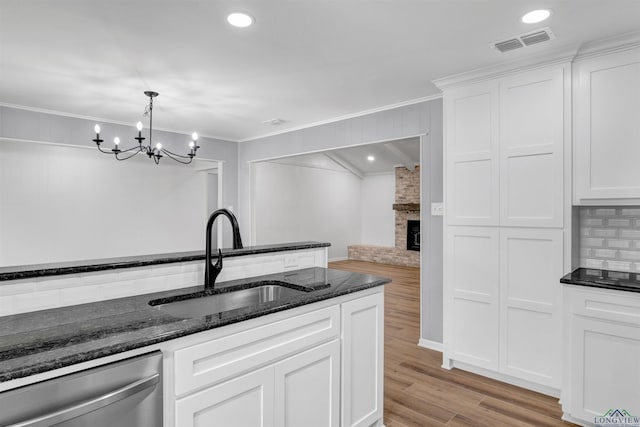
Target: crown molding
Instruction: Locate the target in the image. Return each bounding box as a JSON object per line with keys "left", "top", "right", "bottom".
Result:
{"left": 238, "top": 94, "right": 442, "bottom": 143}
{"left": 432, "top": 45, "right": 579, "bottom": 90}
{"left": 0, "top": 136, "right": 224, "bottom": 163}
{"left": 0, "top": 102, "right": 237, "bottom": 143}
{"left": 574, "top": 29, "right": 640, "bottom": 62}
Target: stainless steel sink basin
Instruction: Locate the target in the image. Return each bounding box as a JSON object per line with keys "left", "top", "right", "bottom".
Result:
{"left": 149, "top": 282, "right": 307, "bottom": 318}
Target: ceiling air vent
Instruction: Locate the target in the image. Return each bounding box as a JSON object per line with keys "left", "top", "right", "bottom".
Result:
{"left": 491, "top": 27, "right": 555, "bottom": 53}
{"left": 495, "top": 38, "right": 524, "bottom": 52}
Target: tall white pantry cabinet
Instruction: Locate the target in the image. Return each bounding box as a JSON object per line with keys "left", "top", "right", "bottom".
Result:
{"left": 436, "top": 59, "right": 571, "bottom": 394}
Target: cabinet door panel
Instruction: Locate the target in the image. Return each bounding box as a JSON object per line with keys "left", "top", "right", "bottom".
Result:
{"left": 574, "top": 48, "right": 640, "bottom": 201}
{"left": 499, "top": 228, "right": 562, "bottom": 387}
{"left": 175, "top": 366, "right": 274, "bottom": 427}
{"left": 274, "top": 340, "right": 340, "bottom": 427}
{"left": 446, "top": 82, "right": 500, "bottom": 225}
{"left": 500, "top": 67, "right": 564, "bottom": 227}
{"left": 341, "top": 292, "right": 384, "bottom": 427}
{"left": 446, "top": 227, "right": 499, "bottom": 369}
{"left": 571, "top": 317, "right": 640, "bottom": 421}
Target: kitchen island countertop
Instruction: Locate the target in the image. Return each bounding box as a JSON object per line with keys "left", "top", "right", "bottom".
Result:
{"left": 0, "top": 267, "right": 389, "bottom": 383}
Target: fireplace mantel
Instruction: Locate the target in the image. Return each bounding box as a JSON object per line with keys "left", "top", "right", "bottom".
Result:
{"left": 392, "top": 203, "right": 420, "bottom": 212}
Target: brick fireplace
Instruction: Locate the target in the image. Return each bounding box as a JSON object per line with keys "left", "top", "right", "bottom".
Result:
{"left": 348, "top": 165, "right": 420, "bottom": 267}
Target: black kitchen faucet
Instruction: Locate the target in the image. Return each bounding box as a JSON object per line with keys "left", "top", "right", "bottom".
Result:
{"left": 204, "top": 208, "right": 244, "bottom": 289}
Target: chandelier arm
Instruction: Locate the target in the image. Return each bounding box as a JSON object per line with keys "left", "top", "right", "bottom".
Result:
{"left": 118, "top": 145, "right": 144, "bottom": 154}
{"left": 161, "top": 149, "right": 194, "bottom": 165}
{"left": 161, "top": 147, "right": 193, "bottom": 160}
{"left": 97, "top": 145, "right": 116, "bottom": 154}
{"left": 115, "top": 148, "right": 143, "bottom": 161}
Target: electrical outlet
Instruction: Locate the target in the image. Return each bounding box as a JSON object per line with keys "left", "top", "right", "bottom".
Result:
{"left": 431, "top": 202, "right": 444, "bottom": 216}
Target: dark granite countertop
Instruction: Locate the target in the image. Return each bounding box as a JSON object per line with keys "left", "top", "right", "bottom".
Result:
{"left": 560, "top": 268, "right": 640, "bottom": 293}
{"left": 0, "top": 241, "right": 331, "bottom": 281}
{"left": 0, "top": 267, "right": 389, "bottom": 383}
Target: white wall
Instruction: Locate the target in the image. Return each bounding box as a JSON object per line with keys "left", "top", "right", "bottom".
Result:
{"left": 0, "top": 140, "right": 207, "bottom": 266}
{"left": 0, "top": 106, "right": 239, "bottom": 266}
{"left": 360, "top": 173, "right": 395, "bottom": 247}
{"left": 253, "top": 162, "right": 361, "bottom": 260}
{"left": 238, "top": 98, "right": 444, "bottom": 344}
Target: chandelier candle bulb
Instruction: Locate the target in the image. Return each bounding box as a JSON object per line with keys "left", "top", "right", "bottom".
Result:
{"left": 191, "top": 132, "right": 198, "bottom": 141}
{"left": 94, "top": 124, "right": 100, "bottom": 135}
{"left": 136, "top": 121, "right": 143, "bottom": 132}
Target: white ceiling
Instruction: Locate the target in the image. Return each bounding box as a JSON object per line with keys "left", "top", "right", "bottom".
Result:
{"left": 1, "top": 1, "right": 639, "bottom": 142}
{"left": 269, "top": 137, "right": 420, "bottom": 176}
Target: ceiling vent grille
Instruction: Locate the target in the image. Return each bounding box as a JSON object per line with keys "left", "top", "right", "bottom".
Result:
{"left": 495, "top": 38, "right": 524, "bottom": 52}
{"left": 491, "top": 27, "right": 555, "bottom": 53}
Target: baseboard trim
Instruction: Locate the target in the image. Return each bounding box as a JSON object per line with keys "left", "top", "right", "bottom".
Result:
{"left": 418, "top": 338, "right": 443, "bottom": 352}
{"left": 450, "top": 360, "right": 561, "bottom": 398}
{"left": 328, "top": 256, "right": 348, "bottom": 262}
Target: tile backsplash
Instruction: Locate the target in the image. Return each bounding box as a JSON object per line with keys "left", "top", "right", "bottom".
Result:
{"left": 579, "top": 207, "right": 640, "bottom": 271}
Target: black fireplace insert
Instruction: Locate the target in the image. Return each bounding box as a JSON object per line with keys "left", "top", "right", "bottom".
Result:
{"left": 407, "top": 220, "right": 420, "bottom": 251}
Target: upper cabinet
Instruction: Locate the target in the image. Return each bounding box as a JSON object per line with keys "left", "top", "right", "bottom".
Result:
{"left": 445, "top": 81, "right": 500, "bottom": 225}
{"left": 444, "top": 64, "right": 567, "bottom": 228}
{"left": 499, "top": 68, "right": 565, "bottom": 227}
{"left": 574, "top": 46, "right": 640, "bottom": 204}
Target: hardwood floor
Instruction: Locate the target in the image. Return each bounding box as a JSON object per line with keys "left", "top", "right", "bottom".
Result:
{"left": 328, "top": 260, "right": 573, "bottom": 427}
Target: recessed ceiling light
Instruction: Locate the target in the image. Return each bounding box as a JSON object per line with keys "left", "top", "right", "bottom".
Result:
{"left": 367, "top": 155, "right": 375, "bottom": 162}
{"left": 521, "top": 9, "right": 551, "bottom": 24}
{"left": 227, "top": 12, "right": 254, "bottom": 28}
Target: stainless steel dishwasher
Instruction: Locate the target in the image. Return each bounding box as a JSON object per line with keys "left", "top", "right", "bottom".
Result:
{"left": 0, "top": 351, "right": 162, "bottom": 427}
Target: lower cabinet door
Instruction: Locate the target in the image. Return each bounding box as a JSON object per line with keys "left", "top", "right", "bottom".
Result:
{"left": 341, "top": 291, "right": 384, "bottom": 427}
{"left": 274, "top": 339, "right": 340, "bottom": 427}
{"left": 499, "top": 228, "right": 563, "bottom": 388}
{"left": 571, "top": 316, "right": 640, "bottom": 423}
{"left": 446, "top": 226, "right": 500, "bottom": 370}
{"left": 175, "top": 366, "right": 274, "bottom": 427}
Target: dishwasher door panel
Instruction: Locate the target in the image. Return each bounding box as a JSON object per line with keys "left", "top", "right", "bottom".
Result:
{"left": 0, "top": 351, "right": 162, "bottom": 427}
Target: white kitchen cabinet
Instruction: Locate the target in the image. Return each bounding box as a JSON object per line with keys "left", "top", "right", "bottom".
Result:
{"left": 341, "top": 292, "right": 384, "bottom": 427}
{"left": 172, "top": 306, "right": 340, "bottom": 396}
{"left": 445, "top": 226, "right": 500, "bottom": 370}
{"left": 175, "top": 366, "right": 275, "bottom": 427}
{"left": 444, "top": 226, "right": 563, "bottom": 389}
{"left": 563, "top": 286, "right": 640, "bottom": 425}
{"left": 176, "top": 339, "right": 340, "bottom": 427}
{"left": 445, "top": 81, "right": 500, "bottom": 226}
{"left": 499, "top": 228, "right": 563, "bottom": 388}
{"left": 574, "top": 46, "right": 640, "bottom": 203}
{"left": 166, "top": 289, "right": 384, "bottom": 427}
{"left": 274, "top": 340, "right": 340, "bottom": 427}
{"left": 499, "top": 68, "right": 564, "bottom": 227}
{"left": 440, "top": 61, "right": 569, "bottom": 394}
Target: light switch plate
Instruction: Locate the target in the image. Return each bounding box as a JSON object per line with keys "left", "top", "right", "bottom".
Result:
{"left": 431, "top": 202, "right": 444, "bottom": 216}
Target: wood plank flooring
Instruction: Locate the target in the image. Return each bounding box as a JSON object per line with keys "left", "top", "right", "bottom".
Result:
{"left": 328, "top": 260, "right": 574, "bottom": 427}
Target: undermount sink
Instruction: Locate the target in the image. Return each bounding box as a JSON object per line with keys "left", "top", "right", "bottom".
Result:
{"left": 149, "top": 281, "right": 309, "bottom": 319}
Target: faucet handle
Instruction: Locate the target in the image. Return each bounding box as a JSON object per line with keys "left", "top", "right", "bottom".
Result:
{"left": 214, "top": 249, "right": 223, "bottom": 271}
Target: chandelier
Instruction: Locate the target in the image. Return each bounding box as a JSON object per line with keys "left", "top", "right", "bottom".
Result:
{"left": 93, "top": 91, "right": 199, "bottom": 165}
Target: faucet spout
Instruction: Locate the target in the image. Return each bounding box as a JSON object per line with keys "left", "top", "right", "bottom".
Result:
{"left": 205, "top": 208, "right": 243, "bottom": 288}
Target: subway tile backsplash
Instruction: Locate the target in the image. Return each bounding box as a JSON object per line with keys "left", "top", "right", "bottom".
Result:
{"left": 580, "top": 207, "right": 640, "bottom": 272}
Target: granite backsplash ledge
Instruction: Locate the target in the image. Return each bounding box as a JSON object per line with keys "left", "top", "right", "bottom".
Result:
{"left": 0, "top": 241, "right": 331, "bottom": 281}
